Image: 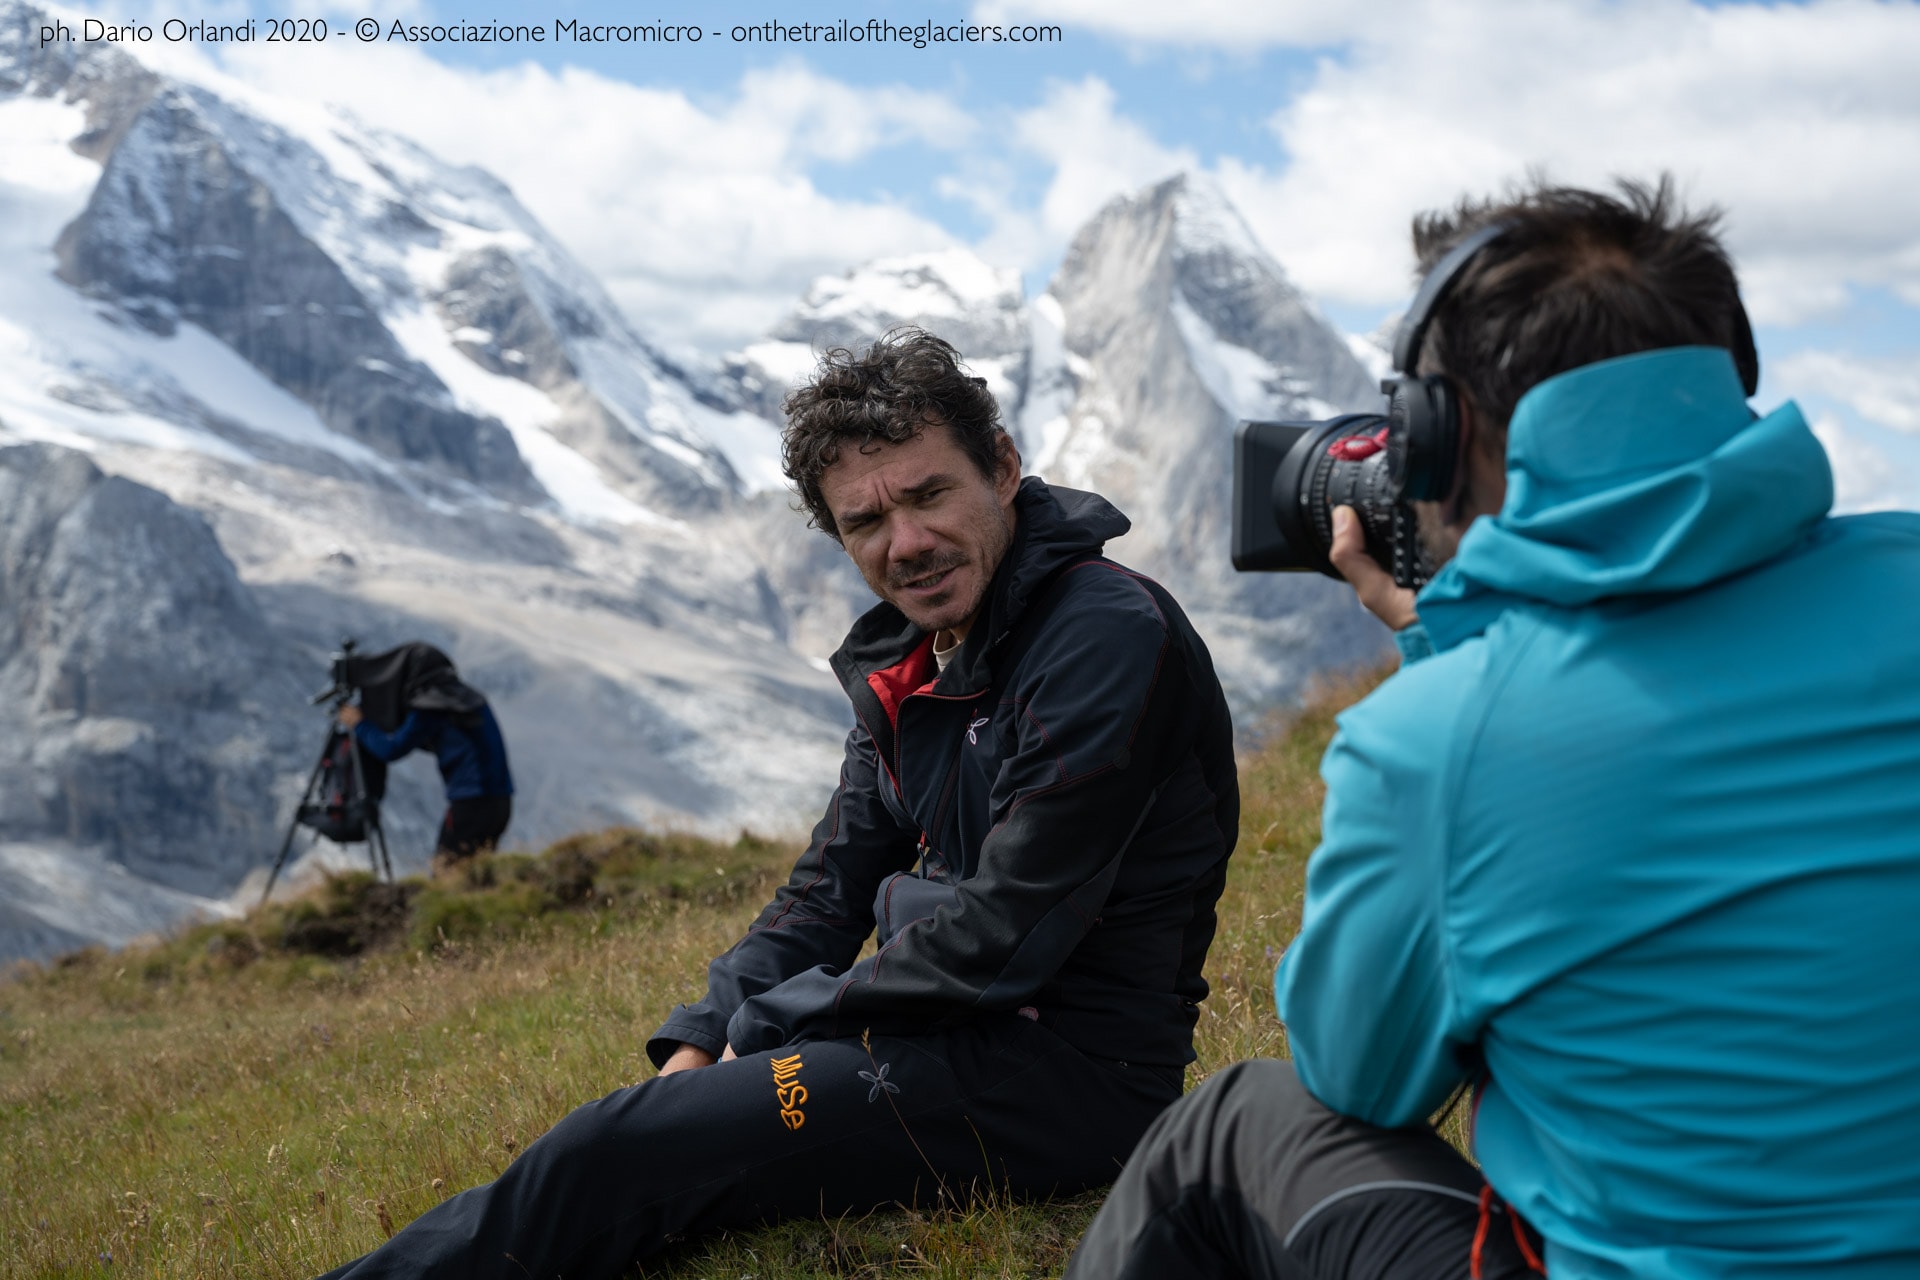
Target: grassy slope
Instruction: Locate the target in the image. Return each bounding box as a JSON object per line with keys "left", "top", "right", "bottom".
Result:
{"left": 0, "top": 668, "right": 1389, "bottom": 1279}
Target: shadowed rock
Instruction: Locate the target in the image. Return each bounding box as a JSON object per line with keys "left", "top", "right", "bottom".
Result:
{"left": 0, "top": 443, "right": 308, "bottom": 900}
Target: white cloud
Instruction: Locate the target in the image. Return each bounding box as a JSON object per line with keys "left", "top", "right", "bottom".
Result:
{"left": 959, "top": 77, "right": 1193, "bottom": 268}
{"left": 1016, "top": 79, "right": 1193, "bottom": 238}
{"left": 1775, "top": 351, "right": 1920, "bottom": 436}
{"left": 1022, "top": 0, "right": 1920, "bottom": 327}
{"left": 206, "top": 44, "right": 971, "bottom": 356}
{"left": 83, "top": 0, "right": 1920, "bottom": 372}
{"left": 1811, "top": 414, "right": 1912, "bottom": 513}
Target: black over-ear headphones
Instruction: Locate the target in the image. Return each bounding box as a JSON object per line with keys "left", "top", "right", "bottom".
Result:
{"left": 1382, "top": 221, "right": 1761, "bottom": 504}
{"left": 1383, "top": 222, "right": 1512, "bottom": 505}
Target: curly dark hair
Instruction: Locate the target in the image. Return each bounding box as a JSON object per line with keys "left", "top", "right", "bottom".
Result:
{"left": 1412, "top": 174, "right": 1751, "bottom": 442}
{"left": 781, "top": 327, "right": 1010, "bottom": 540}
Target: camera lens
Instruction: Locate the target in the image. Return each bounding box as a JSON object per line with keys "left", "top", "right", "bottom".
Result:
{"left": 1233, "top": 414, "right": 1434, "bottom": 589}
{"left": 1297, "top": 420, "right": 1399, "bottom": 571}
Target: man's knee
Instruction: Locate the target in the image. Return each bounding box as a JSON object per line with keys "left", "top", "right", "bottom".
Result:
{"left": 519, "top": 1080, "right": 657, "bottom": 1171}
{"left": 1195, "top": 1057, "right": 1316, "bottom": 1114}
{"left": 1129, "top": 1058, "right": 1327, "bottom": 1185}
{"left": 1176, "top": 1058, "right": 1326, "bottom": 1141}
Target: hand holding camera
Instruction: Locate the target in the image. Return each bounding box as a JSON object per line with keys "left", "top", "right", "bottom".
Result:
{"left": 1328, "top": 507, "right": 1418, "bottom": 632}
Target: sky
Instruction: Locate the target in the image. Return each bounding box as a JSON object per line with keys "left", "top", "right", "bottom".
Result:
{"left": 48, "top": 0, "right": 1920, "bottom": 508}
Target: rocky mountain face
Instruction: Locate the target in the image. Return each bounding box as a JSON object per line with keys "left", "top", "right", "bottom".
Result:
{"left": 1022, "top": 175, "right": 1390, "bottom": 709}
{"left": 6, "top": 8, "right": 778, "bottom": 518}
{"left": 0, "top": 2, "right": 1389, "bottom": 962}
{"left": 0, "top": 444, "right": 304, "bottom": 959}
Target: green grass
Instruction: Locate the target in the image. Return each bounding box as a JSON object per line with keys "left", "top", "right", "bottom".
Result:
{"left": 0, "top": 668, "right": 1395, "bottom": 1279}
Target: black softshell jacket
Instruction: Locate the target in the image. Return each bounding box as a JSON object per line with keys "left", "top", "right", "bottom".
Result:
{"left": 647, "top": 480, "right": 1239, "bottom": 1069}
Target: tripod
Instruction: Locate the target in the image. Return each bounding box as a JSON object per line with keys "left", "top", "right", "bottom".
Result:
{"left": 260, "top": 697, "right": 394, "bottom": 906}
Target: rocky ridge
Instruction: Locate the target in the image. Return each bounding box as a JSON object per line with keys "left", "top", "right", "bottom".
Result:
{"left": 0, "top": 444, "right": 303, "bottom": 960}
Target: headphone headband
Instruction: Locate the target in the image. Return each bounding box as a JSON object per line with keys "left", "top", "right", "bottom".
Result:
{"left": 1389, "top": 218, "right": 1760, "bottom": 396}
{"left": 1390, "top": 221, "right": 1512, "bottom": 376}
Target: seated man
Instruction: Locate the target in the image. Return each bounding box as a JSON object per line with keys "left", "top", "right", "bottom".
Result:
{"left": 316, "top": 328, "right": 1239, "bottom": 1278}
{"left": 1067, "top": 179, "right": 1920, "bottom": 1278}
{"left": 336, "top": 643, "right": 513, "bottom": 869}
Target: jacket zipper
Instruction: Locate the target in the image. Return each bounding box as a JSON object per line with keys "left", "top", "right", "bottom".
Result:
{"left": 897, "top": 689, "right": 982, "bottom": 870}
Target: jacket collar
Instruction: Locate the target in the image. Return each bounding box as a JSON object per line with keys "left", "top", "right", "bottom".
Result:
{"left": 1416, "top": 346, "right": 1833, "bottom": 653}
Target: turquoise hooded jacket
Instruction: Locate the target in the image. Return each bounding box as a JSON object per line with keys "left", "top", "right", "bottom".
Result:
{"left": 1275, "top": 347, "right": 1920, "bottom": 1277}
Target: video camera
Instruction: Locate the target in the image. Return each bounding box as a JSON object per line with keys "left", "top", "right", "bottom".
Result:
{"left": 1230, "top": 224, "right": 1516, "bottom": 592}
{"left": 309, "top": 637, "right": 362, "bottom": 707}
{"left": 1231, "top": 414, "right": 1431, "bottom": 588}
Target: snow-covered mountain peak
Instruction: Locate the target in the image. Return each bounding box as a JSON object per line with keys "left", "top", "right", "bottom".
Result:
{"left": 1016, "top": 172, "right": 1390, "bottom": 710}
{"left": 768, "top": 248, "right": 1025, "bottom": 361}
{"left": 1166, "top": 171, "right": 1269, "bottom": 265}
{"left": 728, "top": 247, "right": 1030, "bottom": 425}
{"left": 789, "top": 248, "right": 1022, "bottom": 331}
{"left": 2, "top": 8, "right": 792, "bottom": 522}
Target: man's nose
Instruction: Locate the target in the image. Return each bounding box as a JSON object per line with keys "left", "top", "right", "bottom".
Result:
{"left": 888, "top": 513, "right": 939, "bottom": 563}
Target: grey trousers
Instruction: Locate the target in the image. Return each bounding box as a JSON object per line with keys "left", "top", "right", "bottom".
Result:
{"left": 1066, "top": 1060, "right": 1544, "bottom": 1280}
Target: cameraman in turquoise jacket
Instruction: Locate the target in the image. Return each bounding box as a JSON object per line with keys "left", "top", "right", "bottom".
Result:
{"left": 1067, "top": 180, "right": 1920, "bottom": 1278}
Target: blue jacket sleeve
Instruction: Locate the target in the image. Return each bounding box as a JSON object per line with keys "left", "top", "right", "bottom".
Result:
{"left": 644, "top": 717, "right": 919, "bottom": 1066}
{"left": 1393, "top": 621, "right": 1436, "bottom": 665}
{"left": 724, "top": 603, "right": 1190, "bottom": 1057}
{"left": 354, "top": 711, "right": 426, "bottom": 763}
{"left": 1273, "top": 660, "right": 1475, "bottom": 1127}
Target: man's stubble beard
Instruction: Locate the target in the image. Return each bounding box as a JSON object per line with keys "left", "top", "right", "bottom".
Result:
{"left": 1415, "top": 509, "right": 1454, "bottom": 573}
{"left": 874, "top": 503, "right": 1015, "bottom": 635}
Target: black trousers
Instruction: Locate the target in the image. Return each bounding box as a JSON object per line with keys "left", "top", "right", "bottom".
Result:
{"left": 315, "top": 1014, "right": 1178, "bottom": 1279}
{"left": 435, "top": 795, "right": 511, "bottom": 862}
{"left": 1064, "top": 1060, "right": 1545, "bottom": 1280}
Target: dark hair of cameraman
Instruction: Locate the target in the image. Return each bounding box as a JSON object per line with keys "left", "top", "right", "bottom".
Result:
{"left": 1413, "top": 176, "right": 1750, "bottom": 447}
{"left": 1332, "top": 176, "right": 1756, "bottom": 620}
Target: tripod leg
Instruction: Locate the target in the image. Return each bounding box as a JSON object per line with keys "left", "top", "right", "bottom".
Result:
{"left": 261, "top": 733, "right": 334, "bottom": 908}
{"left": 372, "top": 819, "right": 394, "bottom": 883}
{"left": 343, "top": 728, "right": 395, "bottom": 883}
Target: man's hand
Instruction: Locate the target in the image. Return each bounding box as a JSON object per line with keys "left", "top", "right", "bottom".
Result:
{"left": 656, "top": 1043, "right": 733, "bottom": 1077}
{"left": 1330, "top": 506, "right": 1420, "bottom": 632}
{"left": 337, "top": 704, "right": 363, "bottom": 729}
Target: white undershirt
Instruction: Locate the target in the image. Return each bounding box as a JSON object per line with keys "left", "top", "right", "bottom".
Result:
{"left": 933, "top": 629, "right": 962, "bottom": 673}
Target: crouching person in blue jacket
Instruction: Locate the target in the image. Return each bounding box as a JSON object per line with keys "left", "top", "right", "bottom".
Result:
{"left": 337, "top": 643, "right": 513, "bottom": 871}
{"left": 1067, "top": 178, "right": 1920, "bottom": 1279}
{"left": 313, "top": 329, "right": 1240, "bottom": 1279}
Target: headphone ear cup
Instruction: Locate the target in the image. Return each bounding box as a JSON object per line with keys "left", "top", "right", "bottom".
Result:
{"left": 1388, "top": 376, "right": 1461, "bottom": 503}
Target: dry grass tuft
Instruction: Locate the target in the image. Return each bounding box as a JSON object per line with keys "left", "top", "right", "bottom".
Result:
{"left": 0, "top": 667, "right": 1394, "bottom": 1279}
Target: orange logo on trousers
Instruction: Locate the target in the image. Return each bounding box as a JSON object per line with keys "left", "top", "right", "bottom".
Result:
{"left": 771, "top": 1053, "right": 806, "bottom": 1130}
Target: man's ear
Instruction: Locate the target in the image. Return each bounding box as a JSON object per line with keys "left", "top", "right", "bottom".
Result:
{"left": 1451, "top": 392, "right": 1510, "bottom": 524}
{"left": 1444, "top": 392, "right": 1481, "bottom": 526}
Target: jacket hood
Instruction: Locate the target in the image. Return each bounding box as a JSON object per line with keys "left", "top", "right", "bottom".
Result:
{"left": 1417, "top": 346, "right": 1833, "bottom": 653}
{"left": 832, "top": 477, "right": 1130, "bottom": 690}
{"left": 993, "top": 477, "right": 1132, "bottom": 625}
